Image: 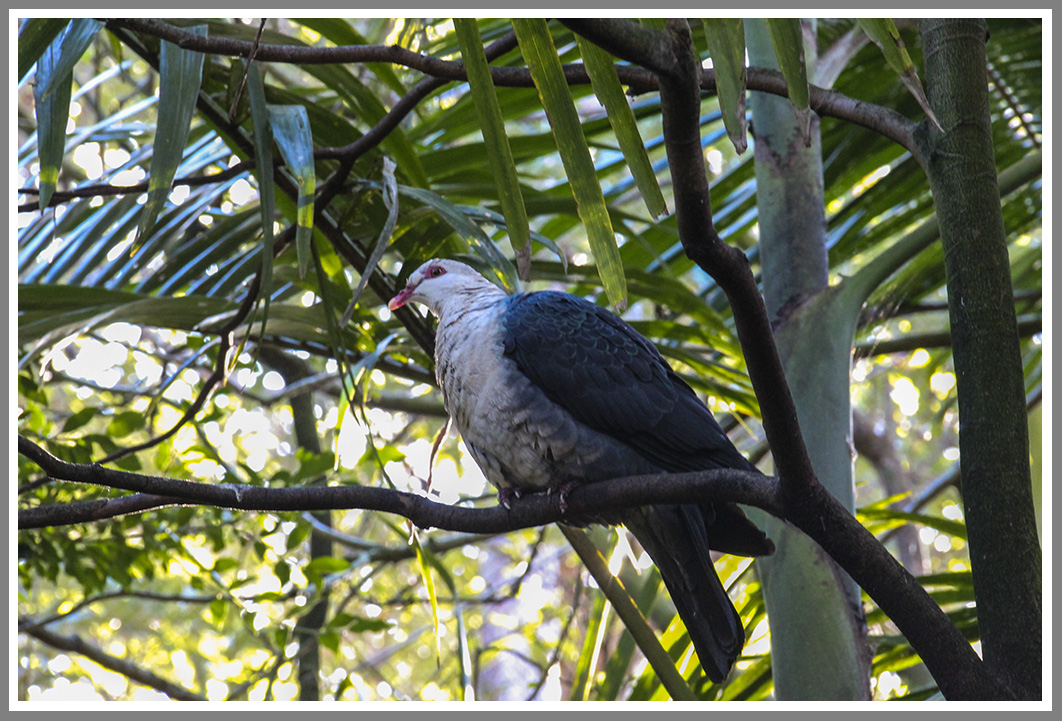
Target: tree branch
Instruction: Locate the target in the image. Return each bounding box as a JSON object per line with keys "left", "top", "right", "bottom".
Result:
{"left": 644, "top": 19, "right": 820, "bottom": 504}
{"left": 17, "top": 435, "right": 779, "bottom": 533}
{"left": 18, "top": 428, "right": 1011, "bottom": 699}
{"left": 102, "top": 18, "right": 921, "bottom": 159}
{"left": 21, "top": 624, "right": 205, "bottom": 701}
{"left": 17, "top": 159, "right": 260, "bottom": 212}
{"left": 94, "top": 262, "right": 264, "bottom": 465}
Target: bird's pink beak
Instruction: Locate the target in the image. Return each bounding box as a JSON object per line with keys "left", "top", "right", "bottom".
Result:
{"left": 388, "top": 285, "right": 415, "bottom": 311}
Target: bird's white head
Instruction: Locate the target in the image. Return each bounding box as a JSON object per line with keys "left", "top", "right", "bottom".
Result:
{"left": 387, "top": 259, "right": 501, "bottom": 316}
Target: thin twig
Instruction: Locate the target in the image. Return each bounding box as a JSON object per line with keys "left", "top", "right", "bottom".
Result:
{"left": 227, "top": 19, "right": 268, "bottom": 122}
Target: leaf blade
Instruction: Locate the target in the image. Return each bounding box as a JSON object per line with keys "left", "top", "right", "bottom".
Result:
{"left": 512, "top": 18, "right": 627, "bottom": 308}
{"left": 702, "top": 18, "right": 748, "bottom": 154}
{"left": 267, "top": 104, "right": 316, "bottom": 278}
{"left": 31, "top": 26, "right": 74, "bottom": 210}
{"left": 454, "top": 18, "right": 533, "bottom": 279}
{"left": 576, "top": 35, "right": 668, "bottom": 217}
{"left": 857, "top": 18, "right": 943, "bottom": 131}
{"left": 137, "top": 25, "right": 208, "bottom": 243}
{"left": 764, "top": 18, "right": 812, "bottom": 144}
{"left": 17, "top": 18, "right": 69, "bottom": 83}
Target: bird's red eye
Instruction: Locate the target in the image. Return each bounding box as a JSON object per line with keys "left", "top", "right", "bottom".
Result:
{"left": 428, "top": 266, "right": 446, "bottom": 278}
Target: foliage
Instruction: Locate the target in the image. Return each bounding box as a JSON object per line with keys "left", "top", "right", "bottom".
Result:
{"left": 16, "top": 17, "right": 1042, "bottom": 702}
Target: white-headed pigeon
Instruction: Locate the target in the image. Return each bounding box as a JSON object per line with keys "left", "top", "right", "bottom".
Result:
{"left": 389, "top": 258, "right": 773, "bottom": 682}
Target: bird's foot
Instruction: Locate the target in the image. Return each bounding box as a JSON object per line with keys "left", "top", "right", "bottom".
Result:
{"left": 547, "top": 482, "right": 578, "bottom": 513}
{"left": 497, "top": 486, "right": 523, "bottom": 510}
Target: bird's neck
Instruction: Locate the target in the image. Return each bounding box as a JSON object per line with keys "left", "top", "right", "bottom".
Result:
{"left": 430, "top": 282, "right": 507, "bottom": 321}
{"left": 432, "top": 286, "right": 508, "bottom": 427}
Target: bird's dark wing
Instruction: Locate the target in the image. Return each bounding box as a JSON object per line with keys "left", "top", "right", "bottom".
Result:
{"left": 502, "top": 291, "right": 752, "bottom": 473}
{"left": 503, "top": 291, "right": 773, "bottom": 681}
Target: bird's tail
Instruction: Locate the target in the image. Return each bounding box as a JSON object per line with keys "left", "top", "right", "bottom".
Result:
{"left": 623, "top": 503, "right": 750, "bottom": 684}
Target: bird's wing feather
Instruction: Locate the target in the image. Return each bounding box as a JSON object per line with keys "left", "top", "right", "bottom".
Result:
{"left": 502, "top": 291, "right": 752, "bottom": 473}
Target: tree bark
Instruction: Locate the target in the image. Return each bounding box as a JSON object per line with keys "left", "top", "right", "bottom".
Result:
{"left": 918, "top": 17, "right": 1041, "bottom": 700}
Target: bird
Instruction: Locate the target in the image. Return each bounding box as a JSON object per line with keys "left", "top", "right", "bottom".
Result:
{"left": 388, "top": 258, "right": 773, "bottom": 683}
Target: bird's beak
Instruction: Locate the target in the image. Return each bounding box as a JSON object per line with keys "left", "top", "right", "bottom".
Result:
{"left": 388, "top": 285, "right": 415, "bottom": 311}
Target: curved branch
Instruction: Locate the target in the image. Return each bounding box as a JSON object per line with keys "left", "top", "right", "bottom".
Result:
{"left": 21, "top": 624, "right": 205, "bottom": 701}
{"left": 103, "top": 18, "right": 920, "bottom": 158}
{"left": 563, "top": 19, "right": 1011, "bottom": 701}
{"left": 17, "top": 435, "right": 779, "bottom": 532}
{"left": 19, "top": 426, "right": 1012, "bottom": 699}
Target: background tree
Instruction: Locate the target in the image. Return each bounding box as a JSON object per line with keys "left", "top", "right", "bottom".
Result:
{"left": 16, "top": 17, "right": 1042, "bottom": 702}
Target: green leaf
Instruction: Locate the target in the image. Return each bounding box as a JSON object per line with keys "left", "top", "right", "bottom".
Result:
{"left": 106, "top": 410, "right": 146, "bottom": 438}
{"left": 34, "top": 18, "right": 103, "bottom": 102}
{"left": 702, "top": 19, "right": 748, "bottom": 154}
{"left": 137, "top": 25, "right": 208, "bottom": 243}
{"left": 570, "top": 587, "right": 611, "bottom": 700}
{"left": 208, "top": 597, "right": 228, "bottom": 624}
{"left": 61, "top": 406, "right": 97, "bottom": 434}
{"left": 329, "top": 612, "right": 391, "bottom": 634}
{"left": 343, "top": 157, "right": 398, "bottom": 322}
{"left": 411, "top": 529, "right": 441, "bottom": 666}
{"left": 27, "top": 18, "right": 101, "bottom": 207}
{"left": 856, "top": 19, "right": 943, "bottom": 131}
{"left": 512, "top": 18, "right": 627, "bottom": 308}
{"left": 212, "top": 558, "right": 239, "bottom": 573}
{"left": 318, "top": 630, "right": 341, "bottom": 654}
{"left": 267, "top": 104, "right": 316, "bottom": 278}
{"left": 858, "top": 507, "right": 968, "bottom": 541}
{"left": 576, "top": 35, "right": 668, "bottom": 217}
{"left": 304, "top": 556, "right": 351, "bottom": 578}
{"left": 274, "top": 559, "right": 291, "bottom": 586}
{"left": 17, "top": 284, "right": 234, "bottom": 363}
{"left": 454, "top": 18, "right": 533, "bottom": 279}
{"left": 295, "top": 449, "right": 338, "bottom": 481}
{"left": 246, "top": 61, "right": 275, "bottom": 325}
{"left": 397, "top": 185, "right": 518, "bottom": 291}
{"left": 764, "top": 18, "right": 812, "bottom": 144}
{"left": 17, "top": 18, "right": 69, "bottom": 83}
{"left": 31, "top": 26, "right": 74, "bottom": 210}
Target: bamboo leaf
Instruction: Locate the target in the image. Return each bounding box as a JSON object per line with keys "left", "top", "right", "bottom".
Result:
{"left": 246, "top": 61, "right": 275, "bottom": 324}
{"left": 137, "top": 25, "right": 208, "bottom": 243}
{"left": 31, "top": 26, "right": 74, "bottom": 210}
{"left": 576, "top": 35, "right": 668, "bottom": 217}
{"left": 34, "top": 18, "right": 103, "bottom": 102}
{"left": 410, "top": 527, "right": 442, "bottom": 666}
{"left": 512, "top": 18, "right": 627, "bottom": 308}
{"left": 857, "top": 19, "right": 943, "bottom": 131}
{"left": 858, "top": 507, "right": 968, "bottom": 541}
{"left": 267, "top": 104, "right": 316, "bottom": 278}
{"left": 702, "top": 19, "right": 748, "bottom": 154}
{"left": 397, "top": 185, "right": 518, "bottom": 291}
{"left": 454, "top": 18, "right": 533, "bottom": 279}
{"left": 570, "top": 589, "right": 611, "bottom": 700}
{"left": 17, "top": 18, "right": 69, "bottom": 83}
{"left": 343, "top": 157, "right": 398, "bottom": 323}
{"left": 764, "top": 18, "right": 812, "bottom": 145}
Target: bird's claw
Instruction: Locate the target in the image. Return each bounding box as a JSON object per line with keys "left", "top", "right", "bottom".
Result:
{"left": 547, "top": 482, "right": 577, "bottom": 514}
{"left": 498, "top": 486, "right": 522, "bottom": 510}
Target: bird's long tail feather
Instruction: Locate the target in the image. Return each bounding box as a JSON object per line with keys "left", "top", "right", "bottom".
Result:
{"left": 624, "top": 504, "right": 744, "bottom": 684}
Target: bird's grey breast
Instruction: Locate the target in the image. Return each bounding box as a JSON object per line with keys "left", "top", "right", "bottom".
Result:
{"left": 434, "top": 295, "right": 658, "bottom": 492}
